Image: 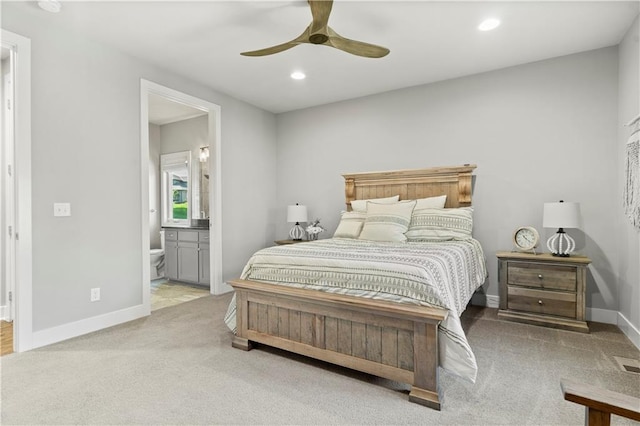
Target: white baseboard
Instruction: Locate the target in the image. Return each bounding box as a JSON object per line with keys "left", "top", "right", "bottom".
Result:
{"left": 0, "top": 305, "right": 6, "bottom": 321}
{"left": 585, "top": 307, "right": 618, "bottom": 325}
{"left": 217, "top": 281, "right": 233, "bottom": 295}
{"left": 617, "top": 311, "right": 640, "bottom": 350}
{"left": 31, "top": 303, "right": 149, "bottom": 350}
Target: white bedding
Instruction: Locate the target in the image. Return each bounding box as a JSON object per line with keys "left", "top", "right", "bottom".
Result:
{"left": 224, "top": 237, "right": 487, "bottom": 382}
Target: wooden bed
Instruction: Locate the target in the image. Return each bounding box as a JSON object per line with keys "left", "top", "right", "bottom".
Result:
{"left": 228, "top": 164, "right": 477, "bottom": 410}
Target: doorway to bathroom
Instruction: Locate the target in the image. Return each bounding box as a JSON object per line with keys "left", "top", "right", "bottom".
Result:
{"left": 140, "top": 80, "right": 222, "bottom": 313}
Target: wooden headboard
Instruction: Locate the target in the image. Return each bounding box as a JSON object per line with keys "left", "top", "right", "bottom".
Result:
{"left": 342, "top": 164, "right": 476, "bottom": 211}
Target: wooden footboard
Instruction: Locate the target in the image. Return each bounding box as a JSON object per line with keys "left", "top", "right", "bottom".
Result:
{"left": 229, "top": 279, "right": 448, "bottom": 410}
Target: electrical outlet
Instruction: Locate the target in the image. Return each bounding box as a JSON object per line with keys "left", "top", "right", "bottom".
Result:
{"left": 90, "top": 288, "right": 100, "bottom": 302}
{"left": 53, "top": 203, "right": 71, "bottom": 217}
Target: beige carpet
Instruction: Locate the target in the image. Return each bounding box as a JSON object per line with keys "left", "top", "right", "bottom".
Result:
{"left": 150, "top": 280, "right": 210, "bottom": 311}
{"left": 1, "top": 294, "right": 638, "bottom": 425}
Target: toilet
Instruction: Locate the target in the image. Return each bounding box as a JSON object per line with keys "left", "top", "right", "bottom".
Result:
{"left": 150, "top": 231, "right": 165, "bottom": 280}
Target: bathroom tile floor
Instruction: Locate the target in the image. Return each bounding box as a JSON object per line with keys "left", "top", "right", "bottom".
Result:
{"left": 150, "top": 279, "right": 211, "bottom": 312}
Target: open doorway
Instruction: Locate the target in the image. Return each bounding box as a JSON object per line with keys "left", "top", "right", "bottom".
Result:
{"left": 148, "top": 95, "right": 209, "bottom": 310}
{"left": 140, "top": 80, "right": 222, "bottom": 314}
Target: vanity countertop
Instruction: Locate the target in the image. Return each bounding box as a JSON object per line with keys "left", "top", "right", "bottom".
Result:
{"left": 163, "top": 218, "right": 209, "bottom": 230}
{"left": 162, "top": 225, "right": 209, "bottom": 230}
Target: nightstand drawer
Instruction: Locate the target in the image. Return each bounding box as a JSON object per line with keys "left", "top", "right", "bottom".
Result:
{"left": 507, "top": 286, "right": 576, "bottom": 318}
{"left": 507, "top": 262, "right": 576, "bottom": 291}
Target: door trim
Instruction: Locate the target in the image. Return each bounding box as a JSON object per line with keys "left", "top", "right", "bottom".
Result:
{"left": 140, "top": 79, "right": 223, "bottom": 307}
{"left": 1, "top": 29, "right": 33, "bottom": 352}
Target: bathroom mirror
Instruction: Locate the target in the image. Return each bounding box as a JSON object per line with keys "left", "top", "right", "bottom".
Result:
{"left": 161, "top": 151, "right": 191, "bottom": 227}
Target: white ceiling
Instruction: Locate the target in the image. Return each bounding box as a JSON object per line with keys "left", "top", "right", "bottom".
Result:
{"left": 6, "top": 1, "right": 639, "bottom": 113}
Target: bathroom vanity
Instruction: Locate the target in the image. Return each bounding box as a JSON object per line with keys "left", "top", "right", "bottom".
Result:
{"left": 163, "top": 228, "right": 210, "bottom": 286}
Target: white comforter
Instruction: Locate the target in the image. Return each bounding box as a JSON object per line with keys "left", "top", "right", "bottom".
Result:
{"left": 224, "top": 237, "right": 487, "bottom": 382}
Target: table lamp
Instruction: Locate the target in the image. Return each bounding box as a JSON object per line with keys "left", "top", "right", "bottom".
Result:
{"left": 287, "top": 203, "right": 308, "bottom": 241}
{"left": 543, "top": 200, "right": 580, "bottom": 257}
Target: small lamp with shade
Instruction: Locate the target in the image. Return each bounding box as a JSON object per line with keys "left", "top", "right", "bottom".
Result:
{"left": 287, "top": 203, "right": 308, "bottom": 241}
{"left": 543, "top": 200, "right": 580, "bottom": 257}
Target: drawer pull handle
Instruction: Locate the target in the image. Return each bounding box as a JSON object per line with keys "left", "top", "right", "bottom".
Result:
{"left": 538, "top": 300, "right": 543, "bottom": 305}
{"left": 538, "top": 274, "right": 543, "bottom": 279}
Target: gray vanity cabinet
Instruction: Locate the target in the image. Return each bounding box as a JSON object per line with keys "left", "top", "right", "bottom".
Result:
{"left": 164, "top": 229, "right": 210, "bottom": 286}
{"left": 164, "top": 230, "right": 179, "bottom": 280}
{"left": 198, "top": 231, "right": 210, "bottom": 285}
{"left": 177, "top": 242, "right": 199, "bottom": 283}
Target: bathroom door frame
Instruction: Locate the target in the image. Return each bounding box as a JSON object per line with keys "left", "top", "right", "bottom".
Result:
{"left": 140, "top": 79, "right": 223, "bottom": 309}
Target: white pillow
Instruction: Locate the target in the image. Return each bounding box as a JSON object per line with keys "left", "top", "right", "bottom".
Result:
{"left": 415, "top": 195, "right": 447, "bottom": 209}
{"left": 405, "top": 207, "right": 474, "bottom": 241}
{"left": 350, "top": 195, "right": 399, "bottom": 212}
{"left": 333, "top": 211, "right": 367, "bottom": 239}
{"left": 359, "top": 200, "right": 417, "bottom": 243}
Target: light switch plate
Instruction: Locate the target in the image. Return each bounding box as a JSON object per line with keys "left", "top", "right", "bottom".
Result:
{"left": 53, "top": 203, "right": 71, "bottom": 217}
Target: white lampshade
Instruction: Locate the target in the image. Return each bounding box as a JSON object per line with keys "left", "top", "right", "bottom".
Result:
{"left": 287, "top": 204, "right": 308, "bottom": 223}
{"left": 543, "top": 201, "right": 580, "bottom": 229}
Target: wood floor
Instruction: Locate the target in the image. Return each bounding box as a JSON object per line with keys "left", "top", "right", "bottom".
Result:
{"left": 1, "top": 320, "right": 14, "bottom": 356}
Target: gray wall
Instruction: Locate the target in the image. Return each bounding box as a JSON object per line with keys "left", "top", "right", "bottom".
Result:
{"left": 617, "top": 17, "right": 640, "bottom": 331}
{"left": 3, "top": 5, "right": 277, "bottom": 332}
{"left": 276, "top": 47, "right": 621, "bottom": 314}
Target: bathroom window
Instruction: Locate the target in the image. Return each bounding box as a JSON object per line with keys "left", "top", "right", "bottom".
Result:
{"left": 161, "top": 151, "right": 191, "bottom": 227}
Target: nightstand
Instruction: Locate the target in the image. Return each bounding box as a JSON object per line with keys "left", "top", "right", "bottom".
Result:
{"left": 497, "top": 251, "right": 591, "bottom": 333}
{"left": 274, "top": 239, "right": 306, "bottom": 245}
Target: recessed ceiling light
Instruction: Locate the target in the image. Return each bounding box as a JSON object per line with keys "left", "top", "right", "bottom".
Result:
{"left": 38, "top": 0, "right": 62, "bottom": 13}
{"left": 478, "top": 18, "right": 500, "bottom": 32}
{"left": 290, "top": 71, "right": 306, "bottom": 80}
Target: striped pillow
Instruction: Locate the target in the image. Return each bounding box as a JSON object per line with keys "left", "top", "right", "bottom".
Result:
{"left": 405, "top": 207, "right": 473, "bottom": 241}
{"left": 333, "top": 211, "right": 367, "bottom": 238}
{"left": 359, "top": 200, "right": 417, "bottom": 242}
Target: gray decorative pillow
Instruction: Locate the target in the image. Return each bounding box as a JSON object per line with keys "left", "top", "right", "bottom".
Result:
{"left": 333, "top": 211, "right": 367, "bottom": 238}
{"left": 359, "top": 200, "right": 417, "bottom": 242}
{"left": 405, "top": 207, "right": 474, "bottom": 241}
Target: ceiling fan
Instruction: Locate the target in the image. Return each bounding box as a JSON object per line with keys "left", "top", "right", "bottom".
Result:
{"left": 241, "top": 0, "right": 390, "bottom": 58}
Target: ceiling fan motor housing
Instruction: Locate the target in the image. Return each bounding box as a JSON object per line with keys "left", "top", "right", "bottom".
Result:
{"left": 309, "top": 33, "right": 329, "bottom": 44}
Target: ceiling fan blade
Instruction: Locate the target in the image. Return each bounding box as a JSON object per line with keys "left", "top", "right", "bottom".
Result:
{"left": 241, "top": 27, "right": 310, "bottom": 57}
{"left": 241, "top": 41, "right": 299, "bottom": 57}
{"left": 326, "top": 27, "right": 390, "bottom": 58}
{"left": 308, "top": 0, "right": 333, "bottom": 28}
